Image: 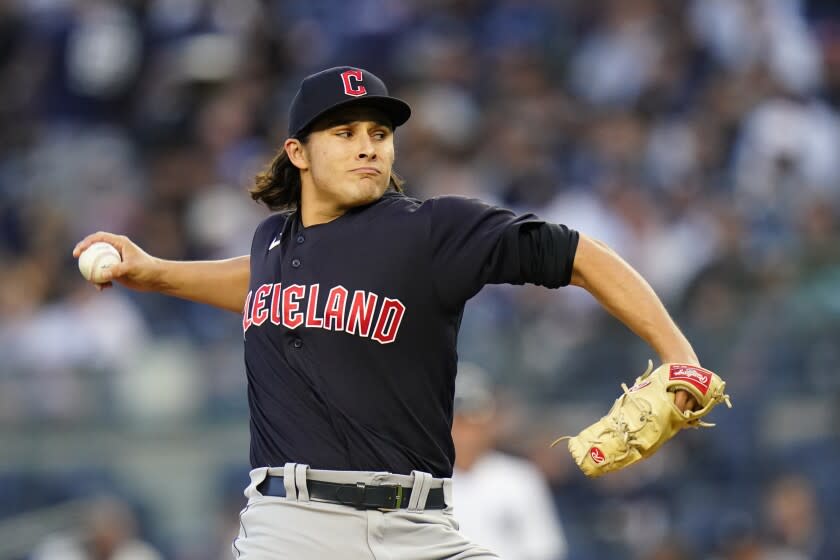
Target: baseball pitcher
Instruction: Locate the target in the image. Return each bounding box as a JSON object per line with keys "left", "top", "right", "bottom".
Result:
{"left": 74, "top": 67, "right": 730, "bottom": 559}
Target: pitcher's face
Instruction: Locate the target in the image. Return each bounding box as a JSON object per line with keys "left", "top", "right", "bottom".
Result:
{"left": 298, "top": 106, "right": 395, "bottom": 211}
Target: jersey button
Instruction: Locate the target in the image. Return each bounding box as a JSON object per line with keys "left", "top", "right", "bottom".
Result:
{"left": 296, "top": 235, "right": 305, "bottom": 244}
{"left": 293, "top": 338, "right": 303, "bottom": 349}
{"left": 291, "top": 258, "right": 301, "bottom": 268}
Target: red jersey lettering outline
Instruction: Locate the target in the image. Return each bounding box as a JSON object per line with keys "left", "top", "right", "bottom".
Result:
{"left": 246, "top": 283, "right": 405, "bottom": 344}
{"left": 305, "top": 284, "right": 324, "bottom": 328}
{"left": 270, "top": 283, "right": 283, "bottom": 325}
{"left": 323, "top": 286, "right": 349, "bottom": 331}
{"left": 242, "top": 290, "right": 253, "bottom": 333}
{"left": 346, "top": 291, "right": 378, "bottom": 337}
{"left": 371, "top": 298, "right": 406, "bottom": 345}
{"left": 251, "top": 284, "right": 272, "bottom": 327}
{"left": 282, "top": 284, "right": 305, "bottom": 329}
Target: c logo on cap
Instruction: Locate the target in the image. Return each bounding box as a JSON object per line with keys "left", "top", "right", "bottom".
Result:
{"left": 341, "top": 70, "right": 367, "bottom": 97}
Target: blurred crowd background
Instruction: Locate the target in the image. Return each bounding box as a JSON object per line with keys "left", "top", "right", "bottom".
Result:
{"left": 1, "top": 0, "right": 839, "bottom": 558}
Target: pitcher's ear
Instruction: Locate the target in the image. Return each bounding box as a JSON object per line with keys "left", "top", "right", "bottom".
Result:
{"left": 285, "top": 138, "right": 308, "bottom": 171}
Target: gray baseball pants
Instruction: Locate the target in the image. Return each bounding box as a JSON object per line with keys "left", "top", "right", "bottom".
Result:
{"left": 232, "top": 463, "right": 499, "bottom": 559}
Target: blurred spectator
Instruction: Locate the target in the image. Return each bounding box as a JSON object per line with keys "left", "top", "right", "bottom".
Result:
{"left": 31, "top": 497, "right": 162, "bottom": 560}
{"left": 452, "top": 363, "right": 568, "bottom": 560}
{"left": 763, "top": 474, "right": 840, "bottom": 560}
{"left": 732, "top": 94, "right": 840, "bottom": 217}
{"left": 569, "top": 0, "right": 663, "bottom": 108}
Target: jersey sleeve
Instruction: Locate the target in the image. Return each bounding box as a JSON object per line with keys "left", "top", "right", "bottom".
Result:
{"left": 428, "top": 196, "right": 579, "bottom": 307}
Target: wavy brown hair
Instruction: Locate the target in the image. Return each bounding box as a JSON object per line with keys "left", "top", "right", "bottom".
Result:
{"left": 250, "top": 133, "right": 406, "bottom": 211}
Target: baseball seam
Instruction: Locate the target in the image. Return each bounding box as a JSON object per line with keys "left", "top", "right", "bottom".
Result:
{"left": 89, "top": 251, "right": 116, "bottom": 283}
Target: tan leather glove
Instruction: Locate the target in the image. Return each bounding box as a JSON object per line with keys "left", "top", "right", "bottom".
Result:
{"left": 552, "top": 362, "right": 732, "bottom": 478}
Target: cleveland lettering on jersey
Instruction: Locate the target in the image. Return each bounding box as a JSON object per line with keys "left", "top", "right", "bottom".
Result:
{"left": 243, "top": 283, "right": 406, "bottom": 344}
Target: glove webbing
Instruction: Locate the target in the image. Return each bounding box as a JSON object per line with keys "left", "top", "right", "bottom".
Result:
{"left": 550, "top": 385, "right": 657, "bottom": 461}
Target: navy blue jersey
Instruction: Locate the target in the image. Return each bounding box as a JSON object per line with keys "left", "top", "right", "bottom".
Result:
{"left": 242, "top": 192, "right": 578, "bottom": 477}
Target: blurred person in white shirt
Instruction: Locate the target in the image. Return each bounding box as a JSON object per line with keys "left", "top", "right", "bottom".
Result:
{"left": 31, "top": 496, "right": 162, "bottom": 560}
{"left": 451, "top": 363, "right": 568, "bottom": 560}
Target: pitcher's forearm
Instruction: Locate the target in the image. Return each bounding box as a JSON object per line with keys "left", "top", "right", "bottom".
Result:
{"left": 570, "top": 235, "right": 698, "bottom": 365}
{"left": 155, "top": 256, "right": 251, "bottom": 313}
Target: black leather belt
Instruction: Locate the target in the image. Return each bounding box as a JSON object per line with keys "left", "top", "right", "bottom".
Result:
{"left": 257, "top": 475, "right": 446, "bottom": 510}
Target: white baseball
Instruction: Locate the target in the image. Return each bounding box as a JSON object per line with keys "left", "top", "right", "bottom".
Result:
{"left": 78, "top": 242, "right": 122, "bottom": 284}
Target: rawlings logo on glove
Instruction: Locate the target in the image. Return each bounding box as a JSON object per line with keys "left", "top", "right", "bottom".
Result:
{"left": 669, "top": 365, "right": 711, "bottom": 394}
{"left": 552, "top": 362, "right": 732, "bottom": 478}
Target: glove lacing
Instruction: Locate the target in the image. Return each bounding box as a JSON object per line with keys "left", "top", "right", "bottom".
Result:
{"left": 549, "top": 386, "right": 657, "bottom": 466}
{"left": 683, "top": 383, "right": 733, "bottom": 428}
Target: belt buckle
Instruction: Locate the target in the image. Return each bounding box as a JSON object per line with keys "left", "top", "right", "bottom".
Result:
{"left": 377, "top": 484, "right": 405, "bottom": 511}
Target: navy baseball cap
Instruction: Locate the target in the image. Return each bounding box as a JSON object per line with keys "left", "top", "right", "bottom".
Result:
{"left": 288, "top": 66, "right": 411, "bottom": 138}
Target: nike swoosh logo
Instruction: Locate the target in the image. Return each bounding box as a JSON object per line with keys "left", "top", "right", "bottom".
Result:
{"left": 269, "top": 236, "right": 281, "bottom": 251}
